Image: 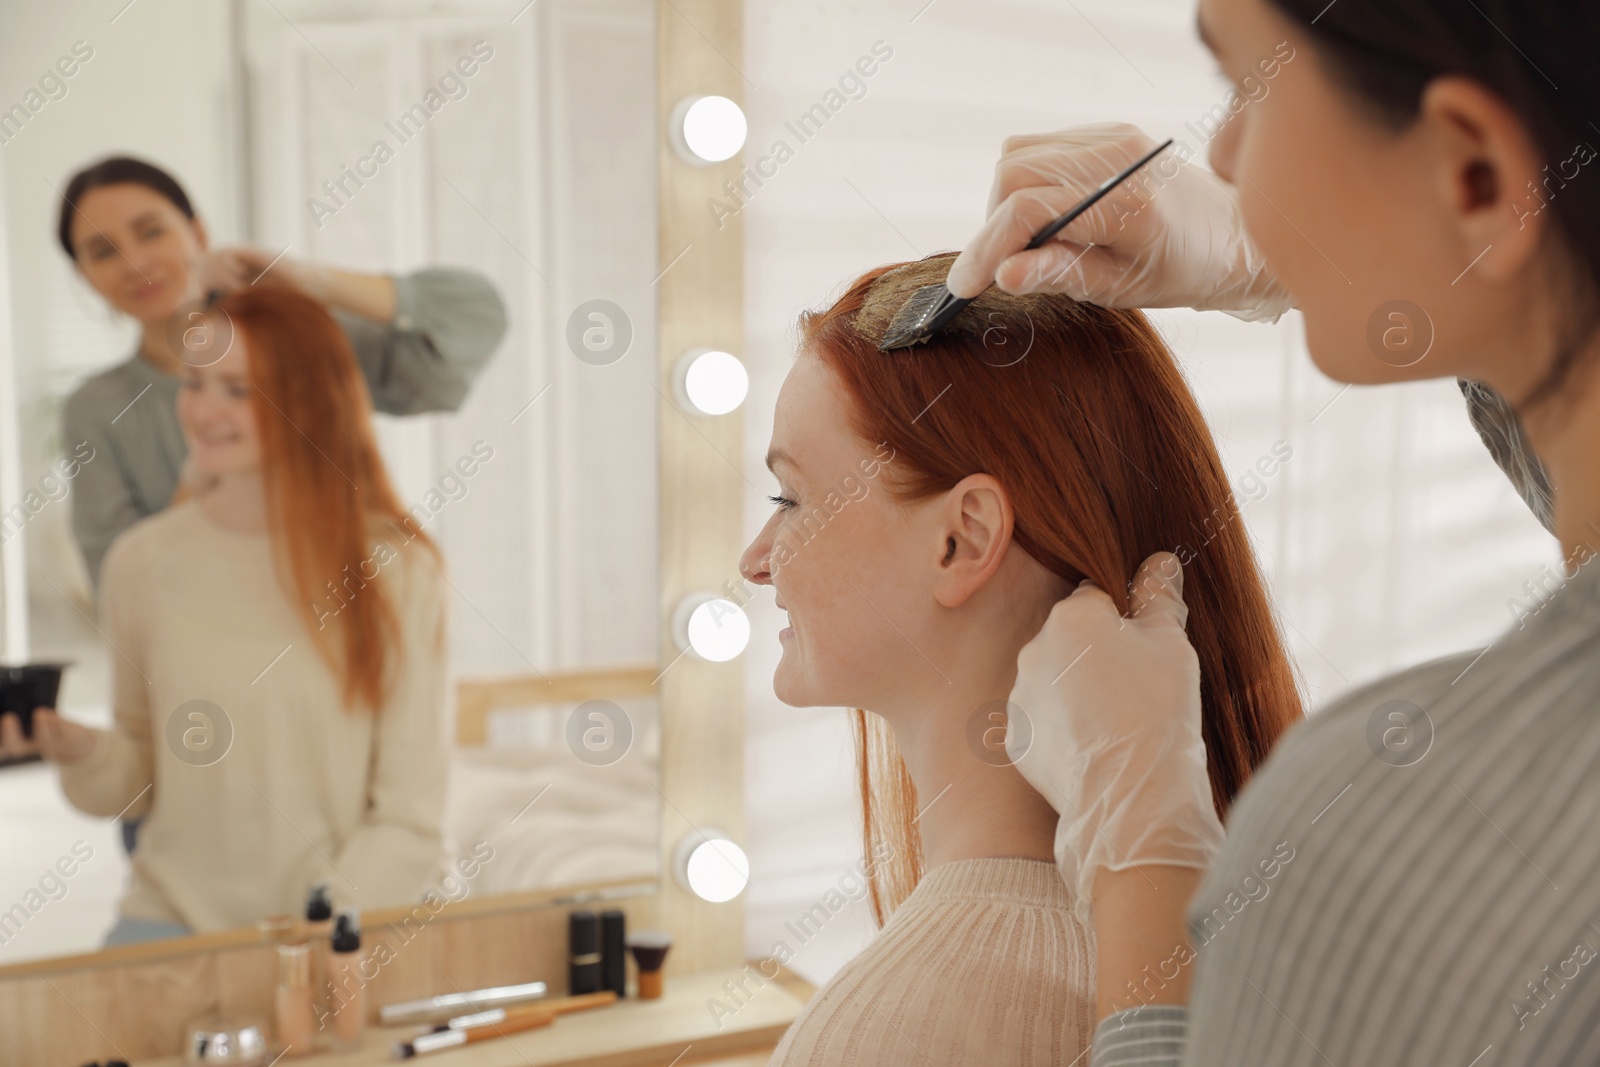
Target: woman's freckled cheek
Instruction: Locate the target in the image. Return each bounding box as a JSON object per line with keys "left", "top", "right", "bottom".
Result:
{"left": 775, "top": 492, "right": 870, "bottom": 625}
{"left": 776, "top": 519, "right": 838, "bottom": 609}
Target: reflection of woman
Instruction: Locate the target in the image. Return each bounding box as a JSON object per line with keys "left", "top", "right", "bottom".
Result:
{"left": 742, "top": 254, "right": 1301, "bottom": 1066}
{"left": 55, "top": 155, "right": 507, "bottom": 588}
{"left": 21, "top": 285, "right": 449, "bottom": 946}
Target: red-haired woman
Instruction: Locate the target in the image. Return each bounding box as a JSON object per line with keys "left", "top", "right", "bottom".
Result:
{"left": 19, "top": 285, "right": 448, "bottom": 946}
{"left": 739, "top": 253, "right": 1302, "bottom": 1066}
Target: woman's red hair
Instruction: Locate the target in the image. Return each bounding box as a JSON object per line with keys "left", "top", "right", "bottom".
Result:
{"left": 801, "top": 254, "right": 1305, "bottom": 924}
{"left": 202, "top": 284, "right": 440, "bottom": 714}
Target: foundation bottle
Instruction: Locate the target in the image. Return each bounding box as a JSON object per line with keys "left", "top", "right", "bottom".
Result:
{"left": 303, "top": 883, "right": 334, "bottom": 1020}
{"left": 274, "top": 941, "right": 316, "bottom": 1056}
{"left": 327, "top": 909, "right": 365, "bottom": 1051}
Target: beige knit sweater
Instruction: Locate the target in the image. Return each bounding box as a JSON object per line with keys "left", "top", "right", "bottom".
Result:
{"left": 769, "top": 857, "right": 1095, "bottom": 1066}
{"left": 56, "top": 499, "right": 451, "bottom": 933}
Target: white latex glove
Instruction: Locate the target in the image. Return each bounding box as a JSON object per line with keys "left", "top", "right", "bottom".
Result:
{"left": 1007, "top": 552, "right": 1224, "bottom": 925}
{"left": 947, "top": 122, "right": 1293, "bottom": 324}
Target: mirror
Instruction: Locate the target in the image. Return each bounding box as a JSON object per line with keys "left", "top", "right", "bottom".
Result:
{"left": 0, "top": 0, "right": 663, "bottom": 966}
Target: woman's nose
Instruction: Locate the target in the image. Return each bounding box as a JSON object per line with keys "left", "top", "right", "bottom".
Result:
{"left": 1208, "top": 109, "right": 1241, "bottom": 184}
{"left": 129, "top": 246, "right": 167, "bottom": 280}
{"left": 739, "top": 531, "right": 772, "bottom": 586}
{"left": 185, "top": 388, "right": 226, "bottom": 427}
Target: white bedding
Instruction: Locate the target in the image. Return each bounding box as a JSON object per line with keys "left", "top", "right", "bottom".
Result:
{"left": 441, "top": 700, "right": 660, "bottom": 895}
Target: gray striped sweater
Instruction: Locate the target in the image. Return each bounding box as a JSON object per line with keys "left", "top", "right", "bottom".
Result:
{"left": 1093, "top": 381, "right": 1600, "bottom": 1066}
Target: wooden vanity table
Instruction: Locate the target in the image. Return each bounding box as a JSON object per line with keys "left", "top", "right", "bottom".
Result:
{"left": 134, "top": 969, "right": 804, "bottom": 1067}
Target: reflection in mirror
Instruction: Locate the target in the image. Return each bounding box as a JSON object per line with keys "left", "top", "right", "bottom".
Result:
{"left": 0, "top": 0, "right": 660, "bottom": 967}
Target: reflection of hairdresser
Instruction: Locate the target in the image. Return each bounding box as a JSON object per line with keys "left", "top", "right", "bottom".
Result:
{"left": 6, "top": 285, "right": 449, "bottom": 946}
{"left": 55, "top": 155, "right": 507, "bottom": 590}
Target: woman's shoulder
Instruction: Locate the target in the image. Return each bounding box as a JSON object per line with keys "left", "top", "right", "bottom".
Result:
{"left": 1284, "top": 648, "right": 1489, "bottom": 743}
{"left": 1214, "top": 649, "right": 1486, "bottom": 825}
{"left": 102, "top": 499, "right": 206, "bottom": 574}
{"left": 845, "top": 857, "right": 1091, "bottom": 987}
{"left": 98, "top": 502, "right": 229, "bottom": 615}
{"left": 767, "top": 858, "right": 1093, "bottom": 1066}
{"left": 1193, "top": 637, "right": 1557, "bottom": 927}
{"left": 901, "top": 856, "right": 1077, "bottom": 912}
{"left": 63, "top": 355, "right": 156, "bottom": 423}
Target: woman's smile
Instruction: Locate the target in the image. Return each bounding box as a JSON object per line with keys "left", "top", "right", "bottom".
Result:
{"left": 193, "top": 428, "right": 242, "bottom": 450}
{"left": 131, "top": 277, "right": 169, "bottom": 303}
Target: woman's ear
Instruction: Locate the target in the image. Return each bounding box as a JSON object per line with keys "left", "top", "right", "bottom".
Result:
{"left": 932, "top": 473, "right": 1013, "bottom": 609}
{"left": 1418, "top": 75, "right": 1550, "bottom": 282}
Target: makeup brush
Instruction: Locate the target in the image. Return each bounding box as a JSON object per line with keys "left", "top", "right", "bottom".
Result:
{"left": 625, "top": 929, "right": 674, "bottom": 1000}
{"left": 428, "top": 991, "right": 618, "bottom": 1032}
{"left": 392, "top": 1010, "right": 555, "bottom": 1059}
{"left": 876, "top": 137, "right": 1175, "bottom": 351}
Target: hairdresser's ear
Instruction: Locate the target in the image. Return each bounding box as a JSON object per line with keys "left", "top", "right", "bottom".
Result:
{"left": 931, "top": 474, "right": 1012, "bottom": 608}
{"left": 1417, "top": 75, "right": 1547, "bottom": 279}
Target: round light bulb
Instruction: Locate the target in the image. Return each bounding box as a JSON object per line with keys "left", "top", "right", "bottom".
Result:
{"left": 673, "top": 95, "right": 746, "bottom": 165}
{"left": 674, "top": 830, "right": 749, "bottom": 903}
{"left": 679, "top": 349, "right": 748, "bottom": 415}
{"left": 675, "top": 596, "right": 749, "bottom": 662}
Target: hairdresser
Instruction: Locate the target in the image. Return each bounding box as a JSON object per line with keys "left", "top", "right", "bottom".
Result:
{"left": 55, "top": 155, "right": 508, "bottom": 590}
{"left": 949, "top": 0, "right": 1600, "bottom": 1064}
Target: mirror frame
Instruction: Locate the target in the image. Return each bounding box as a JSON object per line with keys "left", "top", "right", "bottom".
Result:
{"left": 650, "top": 0, "right": 747, "bottom": 977}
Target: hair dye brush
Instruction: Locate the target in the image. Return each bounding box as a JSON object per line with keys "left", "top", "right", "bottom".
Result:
{"left": 877, "top": 138, "right": 1174, "bottom": 351}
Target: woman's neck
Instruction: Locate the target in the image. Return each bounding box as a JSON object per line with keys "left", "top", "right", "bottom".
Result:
{"left": 1517, "top": 347, "right": 1600, "bottom": 569}
{"left": 885, "top": 669, "right": 1058, "bottom": 873}
{"left": 137, "top": 320, "right": 188, "bottom": 377}
{"left": 197, "top": 470, "right": 269, "bottom": 534}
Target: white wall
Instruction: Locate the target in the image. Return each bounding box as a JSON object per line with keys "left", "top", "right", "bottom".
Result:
{"left": 0, "top": 0, "right": 238, "bottom": 687}
{"left": 0, "top": 0, "right": 237, "bottom": 960}
{"left": 737, "top": 0, "right": 1558, "bottom": 984}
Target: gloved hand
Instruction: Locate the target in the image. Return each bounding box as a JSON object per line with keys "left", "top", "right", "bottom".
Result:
{"left": 1007, "top": 551, "right": 1224, "bottom": 925}
{"left": 195, "top": 246, "right": 336, "bottom": 302}
{"left": 947, "top": 122, "right": 1293, "bottom": 324}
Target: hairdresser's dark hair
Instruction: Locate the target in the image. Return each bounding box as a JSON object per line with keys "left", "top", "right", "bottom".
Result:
{"left": 1267, "top": 0, "right": 1600, "bottom": 407}
{"left": 56, "top": 156, "right": 196, "bottom": 259}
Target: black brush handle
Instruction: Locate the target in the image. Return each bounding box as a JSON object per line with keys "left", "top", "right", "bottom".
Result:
{"left": 1024, "top": 138, "right": 1174, "bottom": 250}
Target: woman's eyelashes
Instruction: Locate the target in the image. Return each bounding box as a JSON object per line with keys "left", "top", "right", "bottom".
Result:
{"left": 767, "top": 493, "right": 797, "bottom": 511}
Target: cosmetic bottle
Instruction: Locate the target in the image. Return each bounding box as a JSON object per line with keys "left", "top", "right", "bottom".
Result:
{"left": 568, "top": 910, "right": 601, "bottom": 994}
{"left": 327, "top": 909, "right": 364, "bottom": 1051}
{"left": 600, "top": 909, "right": 626, "bottom": 998}
{"left": 303, "top": 883, "right": 333, "bottom": 1018}
{"left": 274, "top": 941, "right": 315, "bottom": 1056}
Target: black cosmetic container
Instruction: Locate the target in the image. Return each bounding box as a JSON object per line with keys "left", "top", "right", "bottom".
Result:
{"left": 600, "top": 909, "right": 626, "bottom": 998}
{"left": 568, "top": 910, "right": 601, "bottom": 994}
